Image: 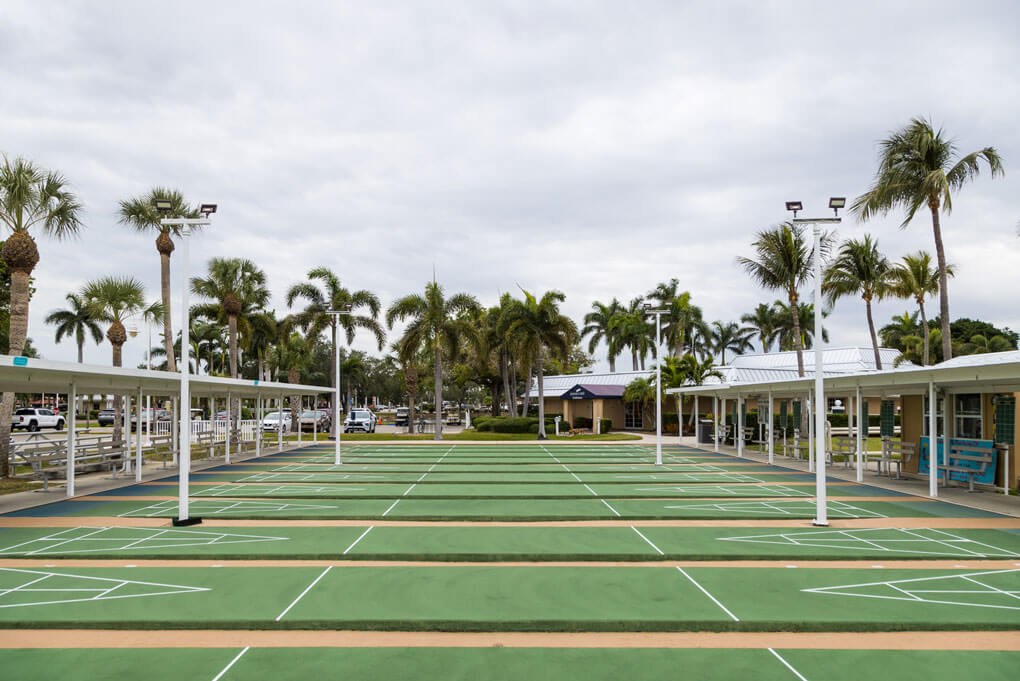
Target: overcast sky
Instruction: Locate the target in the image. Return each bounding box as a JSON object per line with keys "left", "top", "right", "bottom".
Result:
{"left": 3, "top": 1, "right": 1018, "bottom": 373}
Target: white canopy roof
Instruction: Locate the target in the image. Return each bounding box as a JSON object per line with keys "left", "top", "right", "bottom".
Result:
{"left": 0, "top": 354, "right": 333, "bottom": 398}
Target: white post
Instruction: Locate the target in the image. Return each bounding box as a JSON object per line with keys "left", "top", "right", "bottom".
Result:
{"left": 713, "top": 396, "right": 719, "bottom": 452}
{"left": 66, "top": 382, "right": 76, "bottom": 498}
{"left": 278, "top": 394, "right": 284, "bottom": 452}
{"left": 178, "top": 225, "right": 193, "bottom": 523}
{"left": 855, "top": 386, "right": 863, "bottom": 482}
{"left": 807, "top": 392, "right": 814, "bottom": 473}
{"left": 554, "top": 416, "right": 560, "bottom": 437}
{"left": 297, "top": 396, "right": 303, "bottom": 445}
{"left": 692, "top": 395, "right": 698, "bottom": 444}
{"left": 125, "top": 393, "right": 133, "bottom": 475}
{"left": 135, "top": 386, "right": 143, "bottom": 482}
{"left": 736, "top": 394, "right": 743, "bottom": 457}
{"left": 225, "top": 391, "right": 232, "bottom": 464}
{"left": 720, "top": 397, "right": 727, "bottom": 450}
{"left": 334, "top": 331, "right": 342, "bottom": 466}
{"left": 255, "top": 395, "right": 262, "bottom": 458}
{"left": 654, "top": 311, "right": 662, "bottom": 466}
{"left": 812, "top": 222, "right": 827, "bottom": 527}
{"left": 767, "top": 391, "right": 774, "bottom": 465}
{"left": 313, "top": 396, "right": 318, "bottom": 441}
{"left": 171, "top": 398, "right": 178, "bottom": 466}
{"left": 676, "top": 393, "right": 683, "bottom": 449}
{"left": 929, "top": 380, "right": 938, "bottom": 498}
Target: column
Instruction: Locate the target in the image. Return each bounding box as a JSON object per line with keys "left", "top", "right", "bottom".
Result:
{"left": 66, "top": 382, "right": 76, "bottom": 498}
{"left": 736, "top": 394, "right": 743, "bottom": 457}
{"left": 767, "top": 391, "right": 774, "bottom": 465}
{"left": 135, "top": 386, "right": 143, "bottom": 482}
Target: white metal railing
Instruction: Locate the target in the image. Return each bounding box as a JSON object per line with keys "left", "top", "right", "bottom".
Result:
{"left": 145, "top": 419, "right": 260, "bottom": 442}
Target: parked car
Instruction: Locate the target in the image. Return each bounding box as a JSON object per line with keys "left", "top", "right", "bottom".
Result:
{"left": 261, "top": 411, "right": 291, "bottom": 433}
{"left": 97, "top": 408, "right": 117, "bottom": 426}
{"left": 445, "top": 410, "right": 462, "bottom": 426}
{"left": 11, "top": 407, "right": 65, "bottom": 432}
{"left": 344, "top": 408, "right": 376, "bottom": 433}
{"left": 394, "top": 407, "right": 409, "bottom": 426}
{"left": 130, "top": 408, "right": 170, "bottom": 431}
{"left": 299, "top": 410, "right": 329, "bottom": 432}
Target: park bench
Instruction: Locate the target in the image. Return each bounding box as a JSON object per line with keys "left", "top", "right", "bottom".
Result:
{"left": 784, "top": 431, "right": 810, "bottom": 460}
{"left": 879, "top": 438, "right": 916, "bottom": 479}
{"left": 147, "top": 434, "right": 175, "bottom": 468}
{"left": 194, "top": 430, "right": 225, "bottom": 459}
{"left": 827, "top": 436, "right": 857, "bottom": 468}
{"left": 939, "top": 443, "right": 995, "bottom": 492}
{"left": 11, "top": 440, "right": 67, "bottom": 491}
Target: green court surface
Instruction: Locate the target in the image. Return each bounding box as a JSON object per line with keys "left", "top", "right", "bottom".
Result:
{"left": 2, "top": 525, "right": 1017, "bottom": 561}
{"left": 0, "top": 565, "right": 1017, "bottom": 631}
{"left": 2, "top": 648, "right": 1017, "bottom": 681}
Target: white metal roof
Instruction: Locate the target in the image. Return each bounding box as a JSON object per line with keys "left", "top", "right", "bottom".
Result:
{"left": 526, "top": 370, "right": 654, "bottom": 398}
{"left": 727, "top": 346, "right": 904, "bottom": 372}
{"left": 0, "top": 354, "right": 332, "bottom": 398}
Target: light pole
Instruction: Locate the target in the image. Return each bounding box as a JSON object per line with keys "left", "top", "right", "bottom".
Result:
{"left": 787, "top": 197, "right": 843, "bottom": 527}
{"left": 326, "top": 305, "right": 352, "bottom": 466}
{"left": 643, "top": 304, "right": 667, "bottom": 466}
{"left": 156, "top": 200, "right": 216, "bottom": 526}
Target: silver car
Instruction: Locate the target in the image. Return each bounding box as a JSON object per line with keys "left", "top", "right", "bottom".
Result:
{"left": 343, "top": 409, "right": 376, "bottom": 433}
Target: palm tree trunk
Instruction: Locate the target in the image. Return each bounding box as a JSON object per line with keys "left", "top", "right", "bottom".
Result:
{"left": 433, "top": 341, "right": 443, "bottom": 440}
{"left": 112, "top": 342, "right": 123, "bottom": 443}
{"left": 228, "top": 315, "right": 239, "bottom": 379}
{"left": 930, "top": 204, "right": 953, "bottom": 361}
{"left": 160, "top": 251, "right": 177, "bottom": 373}
{"left": 0, "top": 267, "right": 34, "bottom": 476}
{"left": 789, "top": 293, "right": 805, "bottom": 377}
{"left": 519, "top": 369, "right": 532, "bottom": 418}
{"left": 631, "top": 351, "right": 638, "bottom": 371}
{"left": 500, "top": 352, "right": 511, "bottom": 417}
{"left": 77, "top": 338, "right": 84, "bottom": 364}
{"left": 864, "top": 296, "right": 882, "bottom": 370}
{"left": 918, "top": 300, "right": 930, "bottom": 366}
{"left": 536, "top": 347, "right": 547, "bottom": 440}
{"left": 608, "top": 353, "right": 616, "bottom": 372}
{"left": 288, "top": 367, "right": 300, "bottom": 431}
{"left": 508, "top": 360, "right": 518, "bottom": 415}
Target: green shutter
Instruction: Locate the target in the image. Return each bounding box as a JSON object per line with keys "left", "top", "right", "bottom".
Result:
{"left": 779, "top": 401, "right": 788, "bottom": 429}
{"left": 994, "top": 396, "right": 1016, "bottom": 445}
{"left": 792, "top": 400, "right": 801, "bottom": 428}
{"left": 880, "top": 400, "right": 895, "bottom": 438}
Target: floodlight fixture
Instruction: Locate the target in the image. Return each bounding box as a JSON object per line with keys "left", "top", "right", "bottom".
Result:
{"left": 199, "top": 203, "right": 217, "bottom": 217}
{"left": 154, "top": 199, "right": 173, "bottom": 212}
{"left": 828, "top": 197, "right": 846, "bottom": 216}
{"left": 785, "top": 201, "right": 802, "bottom": 217}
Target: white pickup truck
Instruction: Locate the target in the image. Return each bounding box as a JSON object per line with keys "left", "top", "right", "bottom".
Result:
{"left": 11, "top": 408, "right": 65, "bottom": 431}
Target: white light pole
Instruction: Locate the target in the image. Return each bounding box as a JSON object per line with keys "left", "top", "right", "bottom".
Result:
{"left": 326, "top": 305, "right": 353, "bottom": 466}
{"left": 789, "top": 197, "right": 842, "bottom": 527}
{"left": 157, "top": 201, "right": 216, "bottom": 526}
{"left": 643, "top": 305, "right": 667, "bottom": 466}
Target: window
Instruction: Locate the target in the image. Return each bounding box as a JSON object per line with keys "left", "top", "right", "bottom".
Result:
{"left": 954, "top": 394, "right": 983, "bottom": 439}
{"left": 15, "top": 409, "right": 33, "bottom": 415}
{"left": 922, "top": 396, "right": 944, "bottom": 437}
{"left": 624, "top": 402, "right": 642, "bottom": 429}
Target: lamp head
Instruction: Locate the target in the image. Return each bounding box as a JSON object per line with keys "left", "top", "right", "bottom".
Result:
{"left": 785, "top": 200, "right": 802, "bottom": 218}
{"left": 199, "top": 203, "right": 217, "bottom": 217}
{"left": 153, "top": 199, "right": 173, "bottom": 213}
{"left": 828, "top": 196, "right": 846, "bottom": 216}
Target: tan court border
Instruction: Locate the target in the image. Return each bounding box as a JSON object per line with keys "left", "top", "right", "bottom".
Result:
{"left": 2, "top": 559, "right": 1017, "bottom": 569}
{"left": 62, "top": 495, "right": 920, "bottom": 503}
{"left": 3, "top": 517, "right": 1019, "bottom": 529}
{"left": 0, "top": 629, "right": 1016, "bottom": 650}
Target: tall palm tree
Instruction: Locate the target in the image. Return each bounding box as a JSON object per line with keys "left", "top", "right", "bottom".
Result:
{"left": 961, "top": 334, "right": 1012, "bottom": 355}
{"left": 191, "top": 258, "right": 270, "bottom": 380}
{"left": 852, "top": 117, "right": 1004, "bottom": 361}
{"left": 886, "top": 251, "right": 954, "bottom": 365}
{"left": 609, "top": 297, "right": 654, "bottom": 370}
{"left": 45, "top": 293, "right": 103, "bottom": 363}
{"left": 0, "top": 156, "right": 83, "bottom": 476}
{"left": 244, "top": 311, "right": 279, "bottom": 381}
{"left": 774, "top": 301, "right": 829, "bottom": 351}
{"left": 822, "top": 235, "right": 892, "bottom": 369}
{"left": 623, "top": 377, "right": 657, "bottom": 430}
{"left": 708, "top": 321, "right": 754, "bottom": 365}
{"left": 82, "top": 276, "right": 148, "bottom": 443}
{"left": 118, "top": 188, "right": 199, "bottom": 373}
{"left": 879, "top": 311, "right": 920, "bottom": 352}
{"left": 386, "top": 281, "right": 480, "bottom": 440}
{"left": 269, "top": 331, "right": 313, "bottom": 430}
{"left": 501, "top": 289, "right": 577, "bottom": 439}
{"left": 581, "top": 298, "right": 624, "bottom": 372}
{"left": 740, "top": 303, "right": 780, "bottom": 354}
{"left": 287, "top": 267, "right": 384, "bottom": 434}
{"left": 648, "top": 279, "right": 705, "bottom": 357}
{"left": 738, "top": 223, "right": 832, "bottom": 376}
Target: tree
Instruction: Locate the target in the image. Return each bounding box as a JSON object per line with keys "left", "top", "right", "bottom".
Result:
{"left": 623, "top": 377, "right": 657, "bottom": 430}
{"left": 708, "top": 320, "right": 753, "bottom": 365}
{"left": 879, "top": 311, "right": 920, "bottom": 352}
{"left": 82, "top": 276, "right": 148, "bottom": 443}
{"left": 774, "top": 301, "right": 829, "bottom": 351}
{"left": 581, "top": 298, "right": 624, "bottom": 372}
{"left": 386, "top": 281, "right": 481, "bottom": 439}
{"left": 500, "top": 289, "right": 577, "bottom": 439}
{"left": 822, "top": 235, "right": 892, "bottom": 369}
{"left": 191, "top": 258, "right": 270, "bottom": 380}
{"left": 45, "top": 293, "right": 103, "bottom": 363}
{"left": 269, "top": 331, "right": 313, "bottom": 430}
{"left": 648, "top": 279, "right": 705, "bottom": 357}
{"left": 961, "top": 334, "right": 1013, "bottom": 355}
{"left": 287, "top": 267, "right": 384, "bottom": 434}
{"left": 852, "top": 117, "right": 1004, "bottom": 361}
{"left": 0, "top": 156, "right": 83, "bottom": 477}
{"left": 118, "top": 188, "right": 199, "bottom": 373}
{"left": 609, "top": 297, "right": 653, "bottom": 370}
{"left": 886, "top": 251, "right": 953, "bottom": 365}
{"left": 740, "top": 303, "right": 779, "bottom": 353}
{"left": 738, "top": 223, "right": 831, "bottom": 377}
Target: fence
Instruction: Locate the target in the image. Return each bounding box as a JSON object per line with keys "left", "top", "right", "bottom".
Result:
{"left": 146, "top": 419, "right": 261, "bottom": 442}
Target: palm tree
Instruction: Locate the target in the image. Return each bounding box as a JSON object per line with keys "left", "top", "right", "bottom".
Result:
{"left": 191, "top": 258, "right": 270, "bottom": 380}
{"left": 287, "top": 267, "right": 384, "bottom": 434}
{"left": 648, "top": 279, "right": 705, "bottom": 357}
{"left": 386, "top": 281, "right": 481, "bottom": 439}
{"left": 610, "top": 297, "right": 654, "bottom": 370}
{"left": 581, "top": 298, "right": 625, "bottom": 372}
{"left": 118, "top": 188, "right": 199, "bottom": 373}
{"left": 822, "top": 235, "right": 892, "bottom": 369}
{"left": 774, "top": 301, "right": 829, "bottom": 351}
{"left": 81, "top": 276, "right": 148, "bottom": 443}
{"left": 708, "top": 321, "right": 753, "bottom": 365}
{"left": 623, "top": 377, "right": 657, "bottom": 430}
{"left": 961, "top": 334, "right": 1012, "bottom": 355}
{"left": 738, "top": 223, "right": 832, "bottom": 376}
{"left": 879, "top": 311, "right": 921, "bottom": 352}
{"left": 740, "top": 303, "right": 780, "bottom": 353}
{"left": 886, "top": 251, "right": 954, "bottom": 365}
{"left": 501, "top": 289, "right": 577, "bottom": 439}
{"left": 45, "top": 293, "right": 103, "bottom": 363}
{"left": 851, "top": 117, "right": 1004, "bottom": 361}
{"left": 269, "top": 331, "right": 313, "bottom": 430}
{"left": 0, "top": 156, "right": 83, "bottom": 476}
{"left": 244, "top": 311, "right": 279, "bottom": 381}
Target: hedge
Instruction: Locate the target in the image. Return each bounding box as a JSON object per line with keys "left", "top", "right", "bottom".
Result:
{"left": 475, "top": 416, "right": 556, "bottom": 434}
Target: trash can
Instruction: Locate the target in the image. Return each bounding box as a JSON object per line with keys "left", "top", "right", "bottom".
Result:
{"left": 698, "top": 419, "right": 713, "bottom": 444}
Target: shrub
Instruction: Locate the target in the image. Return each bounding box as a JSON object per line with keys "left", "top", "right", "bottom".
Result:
{"left": 598, "top": 417, "right": 612, "bottom": 432}
{"left": 573, "top": 416, "right": 593, "bottom": 429}
{"left": 475, "top": 416, "right": 555, "bottom": 433}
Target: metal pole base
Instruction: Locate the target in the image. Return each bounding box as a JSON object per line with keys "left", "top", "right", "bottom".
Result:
{"left": 812, "top": 520, "right": 829, "bottom": 527}
{"left": 172, "top": 517, "right": 203, "bottom": 527}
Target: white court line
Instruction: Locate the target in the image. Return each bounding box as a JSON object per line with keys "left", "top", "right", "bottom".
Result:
{"left": 544, "top": 445, "right": 622, "bottom": 516}
{"left": 343, "top": 527, "right": 375, "bottom": 555}
{"left": 275, "top": 566, "right": 333, "bottom": 621}
{"left": 383, "top": 446, "right": 453, "bottom": 517}
{"left": 211, "top": 647, "right": 251, "bottom": 681}
{"left": 600, "top": 499, "right": 622, "bottom": 517}
{"left": 768, "top": 648, "right": 808, "bottom": 681}
{"left": 631, "top": 526, "right": 664, "bottom": 555}
{"left": 675, "top": 567, "right": 739, "bottom": 621}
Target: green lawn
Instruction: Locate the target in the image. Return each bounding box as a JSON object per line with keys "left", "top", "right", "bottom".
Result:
{"left": 285, "top": 432, "right": 641, "bottom": 442}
